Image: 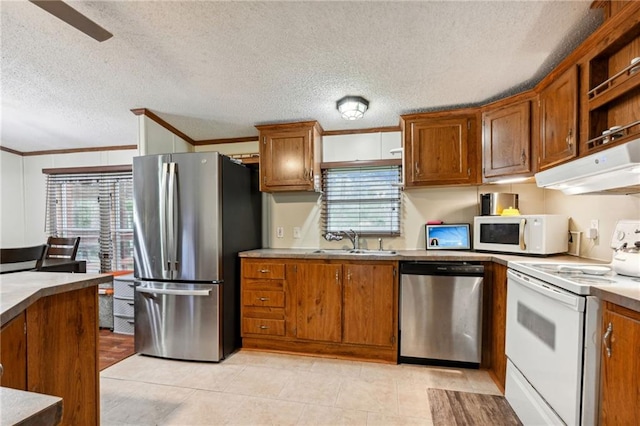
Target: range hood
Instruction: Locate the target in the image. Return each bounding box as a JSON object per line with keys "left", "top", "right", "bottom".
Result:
{"left": 535, "top": 138, "right": 640, "bottom": 195}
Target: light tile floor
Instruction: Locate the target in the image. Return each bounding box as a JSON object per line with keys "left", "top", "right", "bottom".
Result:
{"left": 100, "top": 350, "right": 501, "bottom": 425}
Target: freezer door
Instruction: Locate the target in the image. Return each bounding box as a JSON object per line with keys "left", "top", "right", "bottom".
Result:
{"left": 134, "top": 281, "right": 222, "bottom": 361}
{"left": 133, "top": 153, "right": 221, "bottom": 282}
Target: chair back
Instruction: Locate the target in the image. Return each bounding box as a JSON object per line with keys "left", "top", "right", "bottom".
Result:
{"left": 0, "top": 244, "right": 47, "bottom": 273}
{"left": 45, "top": 237, "right": 81, "bottom": 260}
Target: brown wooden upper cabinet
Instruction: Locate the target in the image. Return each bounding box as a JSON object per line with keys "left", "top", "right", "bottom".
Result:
{"left": 482, "top": 100, "right": 532, "bottom": 179}
{"left": 401, "top": 113, "right": 479, "bottom": 187}
{"left": 538, "top": 65, "right": 579, "bottom": 170}
{"left": 256, "top": 121, "right": 322, "bottom": 192}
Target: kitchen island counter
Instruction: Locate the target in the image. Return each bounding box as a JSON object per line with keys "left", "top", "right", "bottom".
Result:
{"left": 0, "top": 271, "right": 110, "bottom": 425}
{"left": 0, "top": 271, "right": 111, "bottom": 326}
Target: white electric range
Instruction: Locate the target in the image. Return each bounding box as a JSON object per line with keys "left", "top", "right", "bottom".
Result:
{"left": 505, "top": 220, "right": 640, "bottom": 426}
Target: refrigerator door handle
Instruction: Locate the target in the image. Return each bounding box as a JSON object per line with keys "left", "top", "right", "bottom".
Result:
{"left": 160, "top": 162, "right": 170, "bottom": 278}
{"left": 168, "top": 162, "right": 179, "bottom": 279}
{"left": 136, "top": 286, "right": 212, "bottom": 297}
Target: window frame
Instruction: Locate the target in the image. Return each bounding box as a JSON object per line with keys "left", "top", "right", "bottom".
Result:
{"left": 43, "top": 165, "right": 133, "bottom": 273}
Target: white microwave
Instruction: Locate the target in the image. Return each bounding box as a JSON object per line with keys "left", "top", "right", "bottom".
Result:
{"left": 473, "top": 215, "right": 568, "bottom": 255}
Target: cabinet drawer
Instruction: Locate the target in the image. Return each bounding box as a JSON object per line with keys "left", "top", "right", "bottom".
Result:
{"left": 243, "top": 279, "right": 284, "bottom": 291}
{"left": 242, "top": 318, "right": 285, "bottom": 336}
{"left": 242, "top": 290, "right": 284, "bottom": 308}
{"left": 114, "top": 279, "right": 136, "bottom": 298}
{"left": 114, "top": 296, "right": 135, "bottom": 316}
{"left": 243, "top": 262, "right": 285, "bottom": 279}
{"left": 114, "top": 314, "right": 134, "bottom": 335}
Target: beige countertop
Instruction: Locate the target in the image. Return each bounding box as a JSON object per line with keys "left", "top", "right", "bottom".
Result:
{"left": 239, "top": 248, "right": 585, "bottom": 266}
{"left": 0, "top": 387, "right": 62, "bottom": 426}
{"left": 240, "top": 248, "right": 639, "bottom": 312}
{"left": 0, "top": 271, "right": 111, "bottom": 327}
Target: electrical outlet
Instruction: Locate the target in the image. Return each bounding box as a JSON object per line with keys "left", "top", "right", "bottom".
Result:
{"left": 590, "top": 219, "right": 599, "bottom": 234}
{"left": 293, "top": 227, "right": 301, "bottom": 239}
{"left": 276, "top": 226, "right": 284, "bottom": 238}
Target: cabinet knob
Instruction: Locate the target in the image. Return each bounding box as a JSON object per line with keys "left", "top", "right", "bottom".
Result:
{"left": 0, "top": 363, "right": 3, "bottom": 377}
{"left": 259, "top": 269, "right": 270, "bottom": 273}
{"left": 259, "top": 325, "right": 269, "bottom": 330}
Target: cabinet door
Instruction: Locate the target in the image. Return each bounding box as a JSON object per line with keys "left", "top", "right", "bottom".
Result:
{"left": 296, "top": 263, "right": 342, "bottom": 343}
{"left": 343, "top": 263, "right": 396, "bottom": 347}
{"left": 600, "top": 303, "right": 640, "bottom": 426}
{"left": 539, "top": 66, "right": 578, "bottom": 170}
{"left": 27, "top": 286, "right": 99, "bottom": 426}
{"left": 405, "top": 117, "right": 473, "bottom": 186}
{"left": 482, "top": 101, "right": 531, "bottom": 178}
{"left": 0, "top": 312, "right": 27, "bottom": 390}
{"left": 260, "top": 128, "right": 312, "bottom": 191}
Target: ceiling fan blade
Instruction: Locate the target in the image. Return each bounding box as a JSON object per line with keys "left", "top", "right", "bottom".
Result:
{"left": 29, "top": 0, "right": 112, "bottom": 42}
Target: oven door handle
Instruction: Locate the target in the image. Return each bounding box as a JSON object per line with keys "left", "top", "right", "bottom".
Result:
{"left": 507, "top": 270, "right": 584, "bottom": 311}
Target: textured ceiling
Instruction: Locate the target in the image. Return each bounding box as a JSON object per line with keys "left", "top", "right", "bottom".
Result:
{"left": 1, "top": 0, "right": 602, "bottom": 153}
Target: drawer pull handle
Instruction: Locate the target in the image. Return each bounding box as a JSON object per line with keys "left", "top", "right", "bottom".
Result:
{"left": 128, "top": 302, "right": 135, "bottom": 306}
{"left": 258, "top": 297, "right": 269, "bottom": 302}
{"left": 259, "top": 269, "right": 270, "bottom": 273}
{"left": 127, "top": 320, "right": 135, "bottom": 324}
{"left": 603, "top": 322, "right": 613, "bottom": 358}
{"left": 259, "top": 325, "right": 269, "bottom": 330}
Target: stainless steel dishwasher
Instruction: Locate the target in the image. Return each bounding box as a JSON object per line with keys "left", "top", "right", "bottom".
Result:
{"left": 399, "top": 262, "right": 484, "bottom": 367}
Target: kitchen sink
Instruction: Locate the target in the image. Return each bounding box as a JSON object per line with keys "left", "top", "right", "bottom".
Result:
{"left": 310, "top": 249, "right": 397, "bottom": 256}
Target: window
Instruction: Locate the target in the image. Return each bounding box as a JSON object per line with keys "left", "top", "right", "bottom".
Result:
{"left": 45, "top": 169, "right": 133, "bottom": 273}
{"left": 322, "top": 165, "right": 401, "bottom": 236}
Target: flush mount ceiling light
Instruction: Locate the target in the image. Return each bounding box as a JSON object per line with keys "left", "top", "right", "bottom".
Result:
{"left": 336, "top": 96, "right": 369, "bottom": 120}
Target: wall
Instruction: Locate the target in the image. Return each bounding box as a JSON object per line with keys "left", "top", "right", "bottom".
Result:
{"left": 138, "top": 115, "right": 192, "bottom": 155}
{"left": 0, "top": 150, "right": 26, "bottom": 247}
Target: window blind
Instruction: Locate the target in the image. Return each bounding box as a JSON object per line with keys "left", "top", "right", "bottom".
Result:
{"left": 45, "top": 171, "right": 133, "bottom": 273}
{"left": 321, "top": 165, "right": 401, "bottom": 236}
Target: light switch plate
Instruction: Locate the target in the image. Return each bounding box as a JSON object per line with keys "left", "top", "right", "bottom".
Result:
{"left": 293, "top": 227, "right": 301, "bottom": 239}
{"left": 276, "top": 226, "right": 284, "bottom": 238}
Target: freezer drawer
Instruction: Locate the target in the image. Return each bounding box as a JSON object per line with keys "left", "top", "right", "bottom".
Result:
{"left": 135, "top": 281, "right": 222, "bottom": 362}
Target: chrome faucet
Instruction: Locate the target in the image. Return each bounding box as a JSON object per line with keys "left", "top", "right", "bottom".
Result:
{"left": 342, "top": 229, "right": 360, "bottom": 250}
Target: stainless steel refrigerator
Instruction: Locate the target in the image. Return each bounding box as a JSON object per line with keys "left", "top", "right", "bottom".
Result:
{"left": 133, "top": 152, "right": 261, "bottom": 362}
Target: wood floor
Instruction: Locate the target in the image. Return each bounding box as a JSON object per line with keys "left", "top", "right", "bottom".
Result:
{"left": 99, "top": 329, "right": 135, "bottom": 371}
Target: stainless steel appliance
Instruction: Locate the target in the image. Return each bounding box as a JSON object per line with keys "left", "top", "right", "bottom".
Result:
{"left": 133, "top": 152, "right": 261, "bottom": 362}
{"left": 473, "top": 214, "right": 568, "bottom": 255}
{"left": 480, "top": 192, "right": 518, "bottom": 216}
{"left": 505, "top": 221, "right": 640, "bottom": 425}
{"left": 399, "top": 262, "right": 484, "bottom": 366}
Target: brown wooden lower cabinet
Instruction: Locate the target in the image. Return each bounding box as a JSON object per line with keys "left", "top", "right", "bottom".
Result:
{"left": 600, "top": 301, "right": 640, "bottom": 426}
{"left": 0, "top": 311, "right": 27, "bottom": 390}
{"left": 1, "top": 286, "right": 99, "bottom": 426}
{"left": 241, "top": 258, "right": 398, "bottom": 362}
{"left": 485, "top": 262, "right": 508, "bottom": 392}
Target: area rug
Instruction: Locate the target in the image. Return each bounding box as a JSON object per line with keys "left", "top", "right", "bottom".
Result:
{"left": 427, "top": 389, "right": 522, "bottom": 425}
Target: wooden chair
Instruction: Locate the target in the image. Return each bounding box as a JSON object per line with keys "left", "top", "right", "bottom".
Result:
{"left": 45, "top": 236, "right": 81, "bottom": 260}
{"left": 0, "top": 244, "right": 47, "bottom": 273}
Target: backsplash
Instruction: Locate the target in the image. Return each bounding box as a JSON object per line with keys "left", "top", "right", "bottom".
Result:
{"left": 267, "top": 183, "right": 639, "bottom": 262}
